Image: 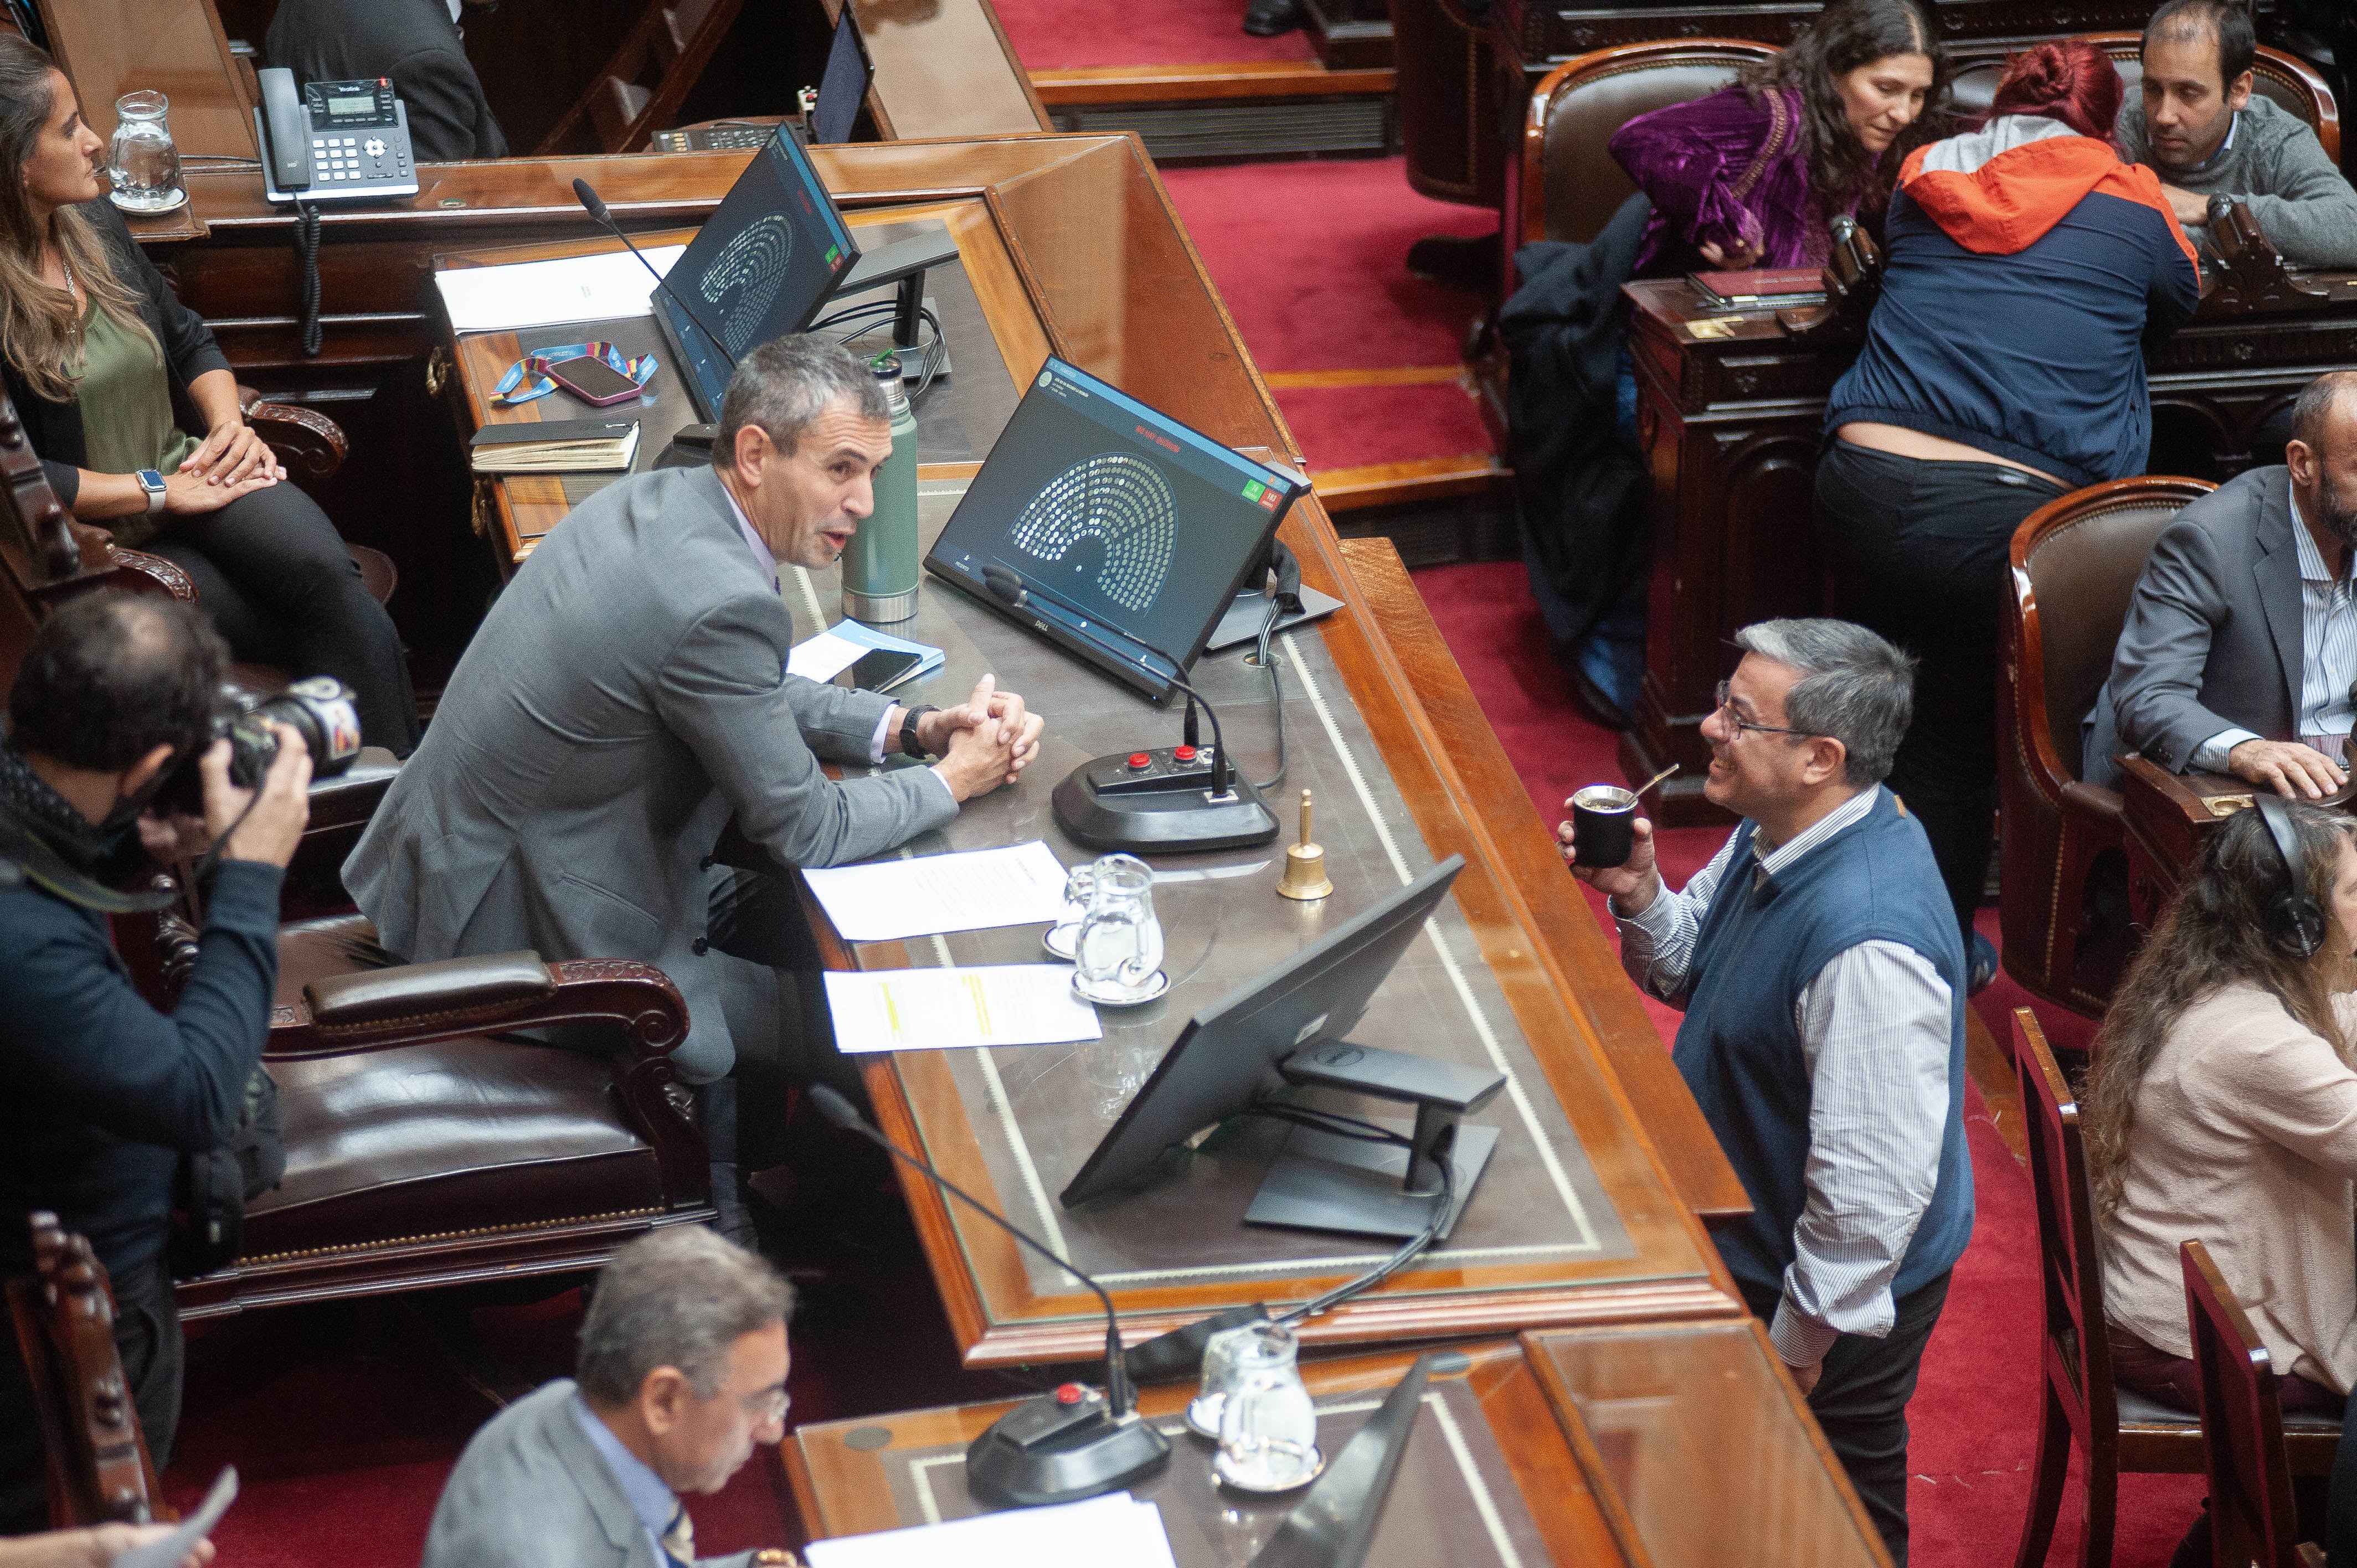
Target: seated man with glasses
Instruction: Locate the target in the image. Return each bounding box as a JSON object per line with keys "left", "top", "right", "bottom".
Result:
{"left": 1559, "top": 617, "right": 1972, "bottom": 1568}
{"left": 421, "top": 1227, "right": 796, "bottom": 1568}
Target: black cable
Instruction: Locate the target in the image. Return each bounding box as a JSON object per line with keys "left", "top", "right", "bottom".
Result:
{"left": 811, "top": 300, "right": 947, "bottom": 399}
{"left": 1246, "top": 594, "right": 1288, "bottom": 795}
{"left": 294, "top": 199, "right": 323, "bottom": 358}
{"left": 1238, "top": 1100, "right": 1454, "bottom": 1325}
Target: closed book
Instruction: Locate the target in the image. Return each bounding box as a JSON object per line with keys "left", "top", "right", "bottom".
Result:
{"left": 469, "top": 419, "right": 641, "bottom": 473}
{"left": 1687, "top": 267, "right": 1827, "bottom": 311}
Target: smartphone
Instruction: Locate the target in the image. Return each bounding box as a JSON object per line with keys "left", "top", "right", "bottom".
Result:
{"left": 845, "top": 647, "right": 922, "bottom": 693}
{"left": 546, "top": 355, "right": 644, "bottom": 406}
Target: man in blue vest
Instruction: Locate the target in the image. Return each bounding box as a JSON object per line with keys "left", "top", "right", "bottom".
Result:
{"left": 1560, "top": 617, "right": 1972, "bottom": 1567}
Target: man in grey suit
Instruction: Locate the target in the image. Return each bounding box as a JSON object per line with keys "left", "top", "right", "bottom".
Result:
{"left": 421, "top": 1227, "right": 794, "bottom": 1568}
{"left": 2086, "top": 372, "right": 2357, "bottom": 797}
{"left": 346, "top": 336, "right": 1045, "bottom": 1231}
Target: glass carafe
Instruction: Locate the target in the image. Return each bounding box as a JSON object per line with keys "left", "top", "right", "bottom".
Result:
{"left": 1072, "top": 854, "right": 1164, "bottom": 1005}
{"left": 1213, "top": 1322, "right": 1322, "bottom": 1492}
{"left": 107, "top": 92, "right": 183, "bottom": 214}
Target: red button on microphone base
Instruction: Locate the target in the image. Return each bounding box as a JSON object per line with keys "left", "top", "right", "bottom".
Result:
{"left": 1174, "top": 745, "right": 1197, "bottom": 762}
{"left": 1054, "top": 1382, "right": 1088, "bottom": 1404}
{"left": 1127, "top": 752, "right": 1152, "bottom": 768}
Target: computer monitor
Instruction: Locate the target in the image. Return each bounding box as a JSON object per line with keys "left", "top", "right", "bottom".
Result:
{"left": 1059, "top": 855, "right": 1502, "bottom": 1241}
{"left": 923, "top": 357, "right": 1310, "bottom": 701}
{"left": 812, "top": 8, "right": 874, "bottom": 145}
{"left": 651, "top": 123, "right": 860, "bottom": 419}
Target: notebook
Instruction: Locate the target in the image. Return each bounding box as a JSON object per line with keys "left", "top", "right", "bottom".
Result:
{"left": 469, "top": 418, "right": 641, "bottom": 473}
{"left": 1687, "top": 267, "right": 1828, "bottom": 311}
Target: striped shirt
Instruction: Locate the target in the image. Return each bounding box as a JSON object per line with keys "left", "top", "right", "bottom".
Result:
{"left": 2193, "top": 487, "right": 2357, "bottom": 768}
{"left": 1613, "top": 786, "right": 1954, "bottom": 1366}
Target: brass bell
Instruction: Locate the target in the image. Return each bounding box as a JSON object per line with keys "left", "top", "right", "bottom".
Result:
{"left": 1277, "top": 788, "right": 1334, "bottom": 901}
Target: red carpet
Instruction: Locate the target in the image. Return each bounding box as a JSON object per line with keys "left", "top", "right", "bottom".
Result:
{"left": 1411, "top": 560, "right": 2202, "bottom": 1568}
{"left": 991, "top": 0, "right": 1315, "bottom": 71}
{"left": 1158, "top": 158, "right": 1500, "bottom": 476}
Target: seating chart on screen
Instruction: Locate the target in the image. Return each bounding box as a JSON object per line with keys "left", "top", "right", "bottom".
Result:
{"left": 1009, "top": 452, "right": 1179, "bottom": 613}
{"left": 700, "top": 214, "right": 794, "bottom": 358}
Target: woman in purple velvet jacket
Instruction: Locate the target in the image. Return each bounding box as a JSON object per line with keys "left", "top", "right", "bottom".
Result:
{"left": 1564, "top": 0, "right": 1948, "bottom": 727}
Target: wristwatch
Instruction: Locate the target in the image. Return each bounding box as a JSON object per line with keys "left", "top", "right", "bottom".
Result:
{"left": 136, "top": 468, "right": 166, "bottom": 515}
{"left": 899, "top": 704, "right": 940, "bottom": 760}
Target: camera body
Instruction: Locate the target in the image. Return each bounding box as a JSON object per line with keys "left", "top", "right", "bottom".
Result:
{"left": 159, "top": 677, "right": 363, "bottom": 817}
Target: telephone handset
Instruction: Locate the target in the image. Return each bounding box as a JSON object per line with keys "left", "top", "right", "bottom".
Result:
{"left": 253, "top": 66, "right": 419, "bottom": 205}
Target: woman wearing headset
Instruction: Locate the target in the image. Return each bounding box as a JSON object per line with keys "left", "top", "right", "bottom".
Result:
{"left": 2085, "top": 797, "right": 2357, "bottom": 1561}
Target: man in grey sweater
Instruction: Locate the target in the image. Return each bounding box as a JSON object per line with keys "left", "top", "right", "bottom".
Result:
{"left": 2116, "top": 0, "right": 2357, "bottom": 270}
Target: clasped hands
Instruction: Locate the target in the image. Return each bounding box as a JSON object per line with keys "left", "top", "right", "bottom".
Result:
{"left": 162, "top": 419, "right": 287, "bottom": 515}
{"left": 909, "top": 674, "right": 1047, "bottom": 802}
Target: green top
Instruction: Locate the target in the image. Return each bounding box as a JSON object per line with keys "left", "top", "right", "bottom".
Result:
{"left": 73, "top": 300, "right": 200, "bottom": 549}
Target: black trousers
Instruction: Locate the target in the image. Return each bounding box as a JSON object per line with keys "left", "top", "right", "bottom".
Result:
{"left": 1814, "top": 442, "right": 2065, "bottom": 945}
{"left": 1737, "top": 1269, "right": 1953, "bottom": 1568}
{"left": 142, "top": 481, "right": 419, "bottom": 756}
{"left": 0, "top": 1252, "right": 184, "bottom": 1535}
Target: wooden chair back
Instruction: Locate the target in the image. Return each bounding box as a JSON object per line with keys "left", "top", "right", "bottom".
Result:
{"left": 535, "top": 0, "right": 749, "bottom": 155}
{"left": 3, "top": 1214, "right": 167, "bottom": 1526}
{"left": 1516, "top": 39, "right": 1777, "bottom": 249}
{"left": 2014, "top": 1009, "right": 2124, "bottom": 1446}
{"left": 2181, "top": 1238, "right": 2309, "bottom": 1568}
{"left": 1948, "top": 35, "right": 2340, "bottom": 164}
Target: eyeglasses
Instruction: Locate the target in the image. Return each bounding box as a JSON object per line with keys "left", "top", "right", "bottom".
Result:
{"left": 1713, "top": 680, "right": 1821, "bottom": 742}
{"left": 738, "top": 1385, "right": 790, "bottom": 1425}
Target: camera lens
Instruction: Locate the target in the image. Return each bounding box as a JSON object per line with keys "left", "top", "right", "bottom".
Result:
{"left": 158, "top": 677, "right": 363, "bottom": 816}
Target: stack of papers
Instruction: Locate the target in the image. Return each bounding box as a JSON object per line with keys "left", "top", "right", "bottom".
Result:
{"left": 435, "top": 245, "right": 687, "bottom": 334}
{"left": 801, "top": 841, "right": 1068, "bottom": 942}
{"left": 824, "top": 965, "right": 1102, "bottom": 1053}
{"left": 804, "top": 1492, "right": 1179, "bottom": 1568}
{"left": 789, "top": 620, "right": 944, "bottom": 686}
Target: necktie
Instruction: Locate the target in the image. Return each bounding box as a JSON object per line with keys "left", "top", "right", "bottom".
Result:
{"left": 663, "top": 1504, "right": 696, "bottom": 1568}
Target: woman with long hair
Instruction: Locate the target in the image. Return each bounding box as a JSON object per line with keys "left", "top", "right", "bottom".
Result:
{"left": 0, "top": 38, "right": 415, "bottom": 753}
{"left": 1565, "top": 0, "right": 1949, "bottom": 724}
{"left": 1814, "top": 39, "right": 2199, "bottom": 989}
{"left": 2086, "top": 799, "right": 2357, "bottom": 1561}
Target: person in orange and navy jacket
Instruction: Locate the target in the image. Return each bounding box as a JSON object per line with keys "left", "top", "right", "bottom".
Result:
{"left": 1810, "top": 37, "right": 2201, "bottom": 994}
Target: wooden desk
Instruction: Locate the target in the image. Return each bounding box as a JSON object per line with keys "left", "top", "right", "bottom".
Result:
{"left": 38, "top": 0, "right": 256, "bottom": 159}
{"left": 2116, "top": 754, "right": 2288, "bottom": 931}
{"left": 827, "top": 0, "right": 1052, "bottom": 140}
{"left": 1616, "top": 275, "right": 2357, "bottom": 823}
{"left": 785, "top": 1327, "right": 1887, "bottom": 1568}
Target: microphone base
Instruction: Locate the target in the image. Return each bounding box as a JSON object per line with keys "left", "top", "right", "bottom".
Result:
{"left": 965, "top": 1390, "right": 1171, "bottom": 1508}
{"left": 1053, "top": 753, "right": 1279, "bottom": 855}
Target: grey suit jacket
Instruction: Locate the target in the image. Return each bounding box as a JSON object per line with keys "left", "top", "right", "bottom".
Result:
{"left": 346, "top": 464, "right": 957, "bottom": 1079}
{"left": 420, "top": 1380, "right": 754, "bottom": 1568}
{"left": 2083, "top": 466, "right": 2302, "bottom": 791}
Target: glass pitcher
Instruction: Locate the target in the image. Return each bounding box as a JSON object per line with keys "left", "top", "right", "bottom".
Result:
{"left": 1072, "top": 854, "right": 1164, "bottom": 1005}
{"left": 1213, "top": 1322, "right": 1322, "bottom": 1492}
{"left": 107, "top": 92, "right": 183, "bottom": 214}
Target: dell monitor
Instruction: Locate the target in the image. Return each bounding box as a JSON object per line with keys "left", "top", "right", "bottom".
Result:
{"left": 812, "top": 8, "right": 874, "bottom": 145}
{"left": 1059, "top": 855, "right": 1503, "bottom": 1240}
{"left": 923, "top": 357, "right": 1310, "bottom": 701}
{"left": 651, "top": 122, "right": 860, "bottom": 419}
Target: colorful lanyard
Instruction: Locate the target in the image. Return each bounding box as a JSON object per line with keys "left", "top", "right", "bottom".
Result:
{"left": 489, "top": 341, "right": 658, "bottom": 406}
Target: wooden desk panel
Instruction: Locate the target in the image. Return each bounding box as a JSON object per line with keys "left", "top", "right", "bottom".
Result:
{"left": 39, "top": 0, "right": 258, "bottom": 159}
{"left": 785, "top": 1342, "right": 1630, "bottom": 1567}
{"left": 828, "top": 0, "right": 1052, "bottom": 141}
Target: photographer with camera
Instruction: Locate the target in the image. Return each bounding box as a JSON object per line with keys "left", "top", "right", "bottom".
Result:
{"left": 0, "top": 591, "right": 311, "bottom": 1534}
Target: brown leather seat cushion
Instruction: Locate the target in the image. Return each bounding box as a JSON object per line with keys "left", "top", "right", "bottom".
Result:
{"left": 245, "top": 1035, "right": 666, "bottom": 1258}
{"left": 275, "top": 914, "right": 395, "bottom": 1016}
{"left": 2024, "top": 501, "right": 2185, "bottom": 780}
{"left": 1541, "top": 51, "right": 1767, "bottom": 244}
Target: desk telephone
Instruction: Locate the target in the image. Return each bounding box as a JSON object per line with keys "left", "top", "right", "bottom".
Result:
{"left": 255, "top": 67, "right": 418, "bottom": 204}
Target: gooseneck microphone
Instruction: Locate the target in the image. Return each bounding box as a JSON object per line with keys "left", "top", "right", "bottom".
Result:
{"left": 805, "top": 1085, "right": 1170, "bottom": 1505}
{"left": 572, "top": 177, "right": 737, "bottom": 373}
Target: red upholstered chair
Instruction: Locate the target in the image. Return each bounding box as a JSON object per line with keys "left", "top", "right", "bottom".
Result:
{"left": 2001, "top": 477, "right": 2216, "bottom": 1017}
{"left": 4, "top": 1215, "right": 170, "bottom": 1528}
{"left": 2010, "top": 1010, "right": 2337, "bottom": 1568}
{"left": 1947, "top": 35, "right": 2338, "bottom": 164}
{"left": 2180, "top": 1239, "right": 2332, "bottom": 1568}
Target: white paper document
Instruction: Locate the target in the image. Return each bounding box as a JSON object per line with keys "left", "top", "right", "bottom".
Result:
{"left": 825, "top": 965, "right": 1102, "bottom": 1054}
{"left": 801, "top": 840, "right": 1069, "bottom": 942}
{"left": 786, "top": 629, "right": 867, "bottom": 683}
{"left": 805, "top": 1491, "right": 1179, "bottom": 1568}
{"left": 115, "top": 1467, "right": 238, "bottom": 1568}
{"left": 435, "top": 245, "right": 687, "bottom": 333}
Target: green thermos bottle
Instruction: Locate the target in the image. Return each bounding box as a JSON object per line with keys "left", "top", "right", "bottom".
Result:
{"left": 845, "top": 353, "right": 920, "bottom": 623}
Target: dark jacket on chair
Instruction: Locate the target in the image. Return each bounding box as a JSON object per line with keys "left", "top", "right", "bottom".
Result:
{"left": 2083, "top": 466, "right": 2303, "bottom": 791}
{"left": 3, "top": 199, "right": 230, "bottom": 508}
{"left": 266, "top": 0, "right": 508, "bottom": 164}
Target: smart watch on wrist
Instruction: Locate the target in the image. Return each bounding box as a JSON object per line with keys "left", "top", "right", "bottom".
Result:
{"left": 899, "top": 704, "right": 940, "bottom": 760}
{"left": 136, "top": 468, "right": 166, "bottom": 515}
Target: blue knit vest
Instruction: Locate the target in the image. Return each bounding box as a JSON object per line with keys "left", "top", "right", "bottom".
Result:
{"left": 1672, "top": 788, "right": 1974, "bottom": 1302}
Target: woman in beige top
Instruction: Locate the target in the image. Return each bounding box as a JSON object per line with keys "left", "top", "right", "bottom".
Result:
{"left": 2089, "top": 798, "right": 2357, "bottom": 1411}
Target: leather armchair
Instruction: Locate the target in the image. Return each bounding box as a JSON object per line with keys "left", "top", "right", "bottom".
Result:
{"left": 1948, "top": 35, "right": 2339, "bottom": 163}
{"left": 4, "top": 1215, "right": 168, "bottom": 1528}
{"left": 169, "top": 940, "right": 714, "bottom": 1319}
{"left": 2000, "top": 476, "right": 2214, "bottom": 1016}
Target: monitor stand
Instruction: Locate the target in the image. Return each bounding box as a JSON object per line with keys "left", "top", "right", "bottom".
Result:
{"left": 1243, "top": 1041, "right": 1506, "bottom": 1242}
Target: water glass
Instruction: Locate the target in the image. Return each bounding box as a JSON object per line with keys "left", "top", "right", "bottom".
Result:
{"left": 1073, "top": 854, "right": 1164, "bottom": 1005}
{"left": 1187, "top": 1320, "right": 1257, "bottom": 1437}
{"left": 1042, "top": 861, "right": 1096, "bottom": 961}
{"left": 1213, "top": 1322, "right": 1322, "bottom": 1493}
{"left": 107, "top": 92, "right": 183, "bottom": 214}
